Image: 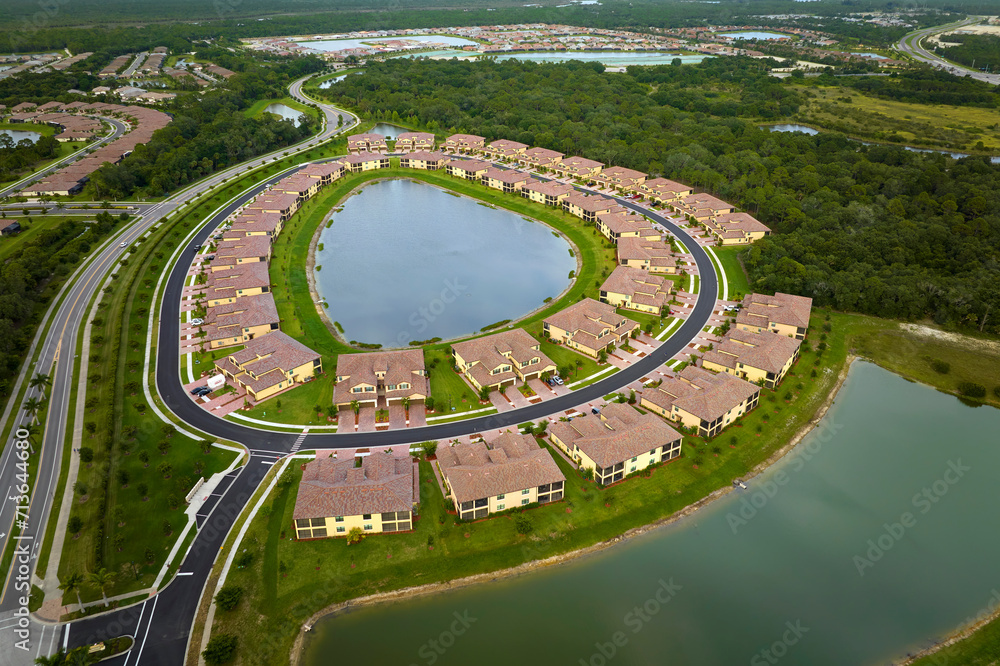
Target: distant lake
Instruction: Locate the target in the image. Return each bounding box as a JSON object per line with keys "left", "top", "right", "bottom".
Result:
{"left": 303, "top": 362, "right": 1000, "bottom": 665}
{"left": 0, "top": 128, "right": 41, "bottom": 144}
{"left": 318, "top": 74, "right": 348, "bottom": 89}
{"left": 767, "top": 124, "right": 820, "bottom": 135}
{"left": 722, "top": 31, "right": 791, "bottom": 40}
{"left": 314, "top": 179, "right": 575, "bottom": 347}
{"left": 369, "top": 123, "right": 407, "bottom": 139}
{"left": 301, "top": 35, "right": 475, "bottom": 52}
{"left": 263, "top": 103, "right": 304, "bottom": 127}
{"left": 853, "top": 52, "right": 888, "bottom": 60}
{"left": 766, "top": 124, "right": 1000, "bottom": 163}
{"left": 498, "top": 52, "right": 709, "bottom": 66}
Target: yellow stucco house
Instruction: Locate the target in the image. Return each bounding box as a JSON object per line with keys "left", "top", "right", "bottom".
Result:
{"left": 542, "top": 298, "right": 638, "bottom": 358}
{"left": 638, "top": 178, "right": 692, "bottom": 204}
{"left": 735, "top": 292, "right": 813, "bottom": 340}
{"left": 203, "top": 262, "right": 271, "bottom": 307}
{"left": 394, "top": 131, "right": 435, "bottom": 152}
{"left": 437, "top": 432, "right": 565, "bottom": 520}
{"left": 444, "top": 133, "right": 485, "bottom": 154}
{"left": 399, "top": 150, "right": 450, "bottom": 170}
{"left": 452, "top": 328, "right": 556, "bottom": 391}
{"left": 341, "top": 152, "right": 390, "bottom": 172}
{"left": 445, "top": 159, "right": 491, "bottom": 181}
{"left": 616, "top": 237, "right": 677, "bottom": 274}
{"left": 521, "top": 180, "right": 574, "bottom": 207}
{"left": 293, "top": 451, "right": 418, "bottom": 539}
{"left": 333, "top": 349, "right": 429, "bottom": 409}
{"left": 639, "top": 365, "right": 760, "bottom": 439}
{"left": 201, "top": 293, "right": 280, "bottom": 349}
{"left": 214, "top": 331, "right": 321, "bottom": 402}
{"left": 701, "top": 329, "right": 802, "bottom": 389}
{"left": 596, "top": 211, "right": 661, "bottom": 244}
{"left": 481, "top": 167, "right": 533, "bottom": 193}
{"left": 599, "top": 265, "right": 671, "bottom": 315}
{"left": 549, "top": 403, "right": 683, "bottom": 485}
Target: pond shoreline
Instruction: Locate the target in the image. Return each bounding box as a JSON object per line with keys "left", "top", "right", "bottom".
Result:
{"left": 288, "top": 356, "right": 858, "bottom": 665}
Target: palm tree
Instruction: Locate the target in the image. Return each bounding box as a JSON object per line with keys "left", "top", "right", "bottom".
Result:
{"left": 29, "top": 373, "right": 51, "bottom": 391}
{"left": 59, "top": 572, "right": 85, "bottom": 610}
{"left": 34, "top": 650, "right": 67, "bottom": 666}
{"left": 22, "top": 397, "right": 43, "bottom": 418}
{"left": 350, "top": 400, "right": 360, "bottom": 417}
{"left": 64, "top": 648, "right": 91, "bottom": 666}
{"left": 401, "top": 397, "right": 410, "bottom": 417}
{"left": 86, "top": 568, "right": 115, "bottom": 607}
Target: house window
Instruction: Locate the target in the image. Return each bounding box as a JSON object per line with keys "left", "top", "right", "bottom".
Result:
{"left": 363, "top": 514, "right": 371, "bottom": 520}
{"left": 364, "top": 524, "right": 372, "bottom": 531}
{"left": 497, "top": 494, "right": 505, "bottom": 500}
{"left": 336, "top": 526, "right": 345, "bottom": 533}
{"left": 522, "top": 489, "right": 530, "bottom": 495}
{"left": 631, "top": 456, "right": 638, "bottom": 463}
{"left": 498, "top": 504, "right": 505, "bottom": 511}
{"left": 335, "top": 516, "right": 344, "bottom": 522}
{"left": 521, "top": 499, "right": 529, "bottom": 505}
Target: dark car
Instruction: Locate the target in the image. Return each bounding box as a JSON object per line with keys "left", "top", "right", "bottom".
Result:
{"left": 591, "top": 408, "right": 600, "bottom": 415}
{"left": 195, "top": 387, "right": 212, "bottom": 396}
{"left": 189, "top": 386, "right": 207, "bottom": 395}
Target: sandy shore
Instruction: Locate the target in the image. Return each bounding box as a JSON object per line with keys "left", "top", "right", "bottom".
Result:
{"left": 288, "top": 357, "right": 858, "bottom": 664}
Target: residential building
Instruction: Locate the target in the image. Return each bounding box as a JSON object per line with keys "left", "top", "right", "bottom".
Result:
{"left": 616, "top": 237, "right": 677, "bottom": 274}
{"left": 445, "top": 159, "right": 492, "bottom": 181}
{"left": 521, "top": 180, "right": 574, "bottom": 207}
{"left": 639, "top": 365, "right": 760, "bottom": 439}
{"left": 298, "top": 162, "right": 345, "bottom": 185}
{"left": 736, "top": 292, "right": 813, "bottom": 340}
{"left": 333, "top": 349, "right": 429, "bottom": 409}
{"left": 203, "top": 262, "right": 271, "bottom": 307}
{"left": 518, "top": 147, "right": 564, "bottom": 169}
{"left": 201, "top": 293, "right": 280, "bottom": 349}
{"left": 215, "top": 330, "right": 322, "bottom": 402}
{"left": 595, "top": 211, "right": 660, "bottom": 244}
{"left": 481, "top": 167, "right": 533, "bottom": 193}
{"left": 399, "top": 150, "right": 450, "bottom": 170}
{"left": 274, "top": 174, "right": 320, "bottom": 202}
{"left": 347, "top": 133, "right": 388, "bottom": 154}
{"left": 437, "top": 432, "right": 565, "bottom": 520}
{"left": 341, "top": 152, "right": 390, "bottom": 172}
{"left": 208, "top": 235, "right": 272, "bottom": 272}
{"left": 483, "top": 139, "right": 528, "bottom": 160}
{"left": 542, "top": 298, "right": 638, "bottom": 358}
{"left": 599, "top": 266, "right": 671, "bottom": 315}
{"left": 293, "top": 451, "right": 418, "bottom": 539}
{"left": 452, "top": 329, "right": 556, "bottom": 391}
{"left": 593, "top": 166, "right": 647, "bottom": 191}
{"left": 224, "top": 211, "right": 283, "bottom": 240}
{"left": 444, "top": 133, "right": 485, "bottom": 153}
{"left": 562, "top": 193, "right": 622, "bottom": 223}
{"left": 245, "top": 192, "right": 299, "bottom": 221}
{"left": 549, "top": 403, "right": 683, "bottom": 485}
{"left": 394, "top": 131, "right": 435, "bottom": 152}
{"left": 673, "top": 193, "right": 734, "bottom": 221}
{"left": 552, "top": 155, "right": 604, "bottom": 179}
{"left": 701, "top": 329, "right": 802, "bottom": 389}
{"left": 704, "top": 212, "right": 772, "bottom": 245}
{"left": 0, "top": 220, "right": 22, "bottom": 236}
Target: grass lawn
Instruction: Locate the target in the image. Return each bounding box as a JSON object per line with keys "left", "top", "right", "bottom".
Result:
{"left": 424, "top": 347, "right": 480, "bottom": 415}
{"left": 0, "top": 139, "right": 89, "bottom": 188}
{"left": 0, "top": 215, "right": 77, "bottom": 264}
{"left": 791, "top": 84, "right": 1000, "bottom": 153}
{"left": 912, "top": 614, "right": 1000, "bottom": 666}
{"left": 0, "top": 121, "right": 57, "bottom": 137}
{"left": 710, "top": 246, "right": 751, "bottom": 299}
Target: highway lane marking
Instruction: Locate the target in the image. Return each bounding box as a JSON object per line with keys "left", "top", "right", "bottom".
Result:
{"left": 122, "top": 599, "right": 147, "bottom": 666}
{"left": 131, "top": 578, "right": 158, "bottom": 665}
{"left": 176, "top": 571, "right": 194, "bottom": 576}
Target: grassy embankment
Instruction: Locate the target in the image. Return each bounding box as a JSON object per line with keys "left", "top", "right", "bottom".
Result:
{"left": 245, "top": 97, "right": 321, "bottom": 124}
{"left": 790, "top": 85, "right": 1000, "bottom": 153}
{"left": 239, "top": 165, "right": 656, "bottom": 425}
{"left": 210, "top": 310, "right": 1000, "bottom": 664}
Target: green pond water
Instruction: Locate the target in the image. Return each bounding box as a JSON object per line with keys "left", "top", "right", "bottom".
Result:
{"left": 302, "top": 362, "right": 1000, "bottom": 665}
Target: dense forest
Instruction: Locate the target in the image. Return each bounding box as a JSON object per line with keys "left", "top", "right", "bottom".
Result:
{"left": 939, "top": 33, "right": 1000, "bottom": 72}
{"left": 0, "top": 213, "right": 124, "bottom": 397}
{"left": 0, "top": 132, "right": 60, "bottom": 183}
{"left": 324, "top": 57, "right": 1000, "bottom": 333}
{"left": 88, "top": 59, "right": 323, "bottom": 199}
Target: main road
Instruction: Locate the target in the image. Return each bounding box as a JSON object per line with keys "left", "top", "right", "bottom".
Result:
{"left": 0, "top": 74, "right": 356, "bottom": 665}
{"left": 2, "top": 73, "right": 719, "bottom": 665}
{"left": 896, "top": 16, "right": 1000, "bottom": 84}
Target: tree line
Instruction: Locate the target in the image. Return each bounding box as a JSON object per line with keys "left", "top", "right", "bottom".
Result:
{"left": 322, "top": 57, "right": 1000, "bottom": 334}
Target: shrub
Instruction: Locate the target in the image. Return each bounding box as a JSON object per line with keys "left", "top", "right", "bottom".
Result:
{"left": 957, "top": 382, "right": 986, "bottom": 399}
{"left": 68, "top": 516, "right": 83, "bottom": 534}
{"left": 422, "top": 441, "right": 438, "bottom": 459}
{"left": 116, "top": 469, "right": 129, "bottom": 487}
{"left": 137, "top": 483, "right": 148, "bottom": 499}
{"left": 930, "top": 359, "right": 950, "bottom": 374}
{"left": 157, "top": 462, "right": 172, "bottom": 478}
{"left": 215, "top": 585, "right": 244, "bottom": 611}
{"left": 235, "top": 551, "right": 254, "bottom": 568}
{"left": 162, "top": 520, "right": 172, "bottom": 536}
{"left": 79, "top": 447, "right": 93, "bottom": 463}
{"left": 203, "top": 634, "right": 237, "bottom": 665}
{"left": 514, "top": 514, "right": 534, "bottom": 535}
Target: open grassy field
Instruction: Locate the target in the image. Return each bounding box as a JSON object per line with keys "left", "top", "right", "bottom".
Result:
{"left": 0, "top": 215, "right": 79, "bottom": 264}
{"left": 0, "top": 139, "right": 89, "bottom": 188}
{"left": 791, "top": 85, "right": 1000, "bottom": 153}
{"left": 711, "top": 246, "right": 751, "bottom": 299}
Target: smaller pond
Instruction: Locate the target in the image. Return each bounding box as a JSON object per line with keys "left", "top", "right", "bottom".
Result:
{"left": 722, "top": 31, "right": 791, "bottom": 40}
{"left": 314, "top": 179, "right": 575, "bottom": 347}
{"left": 263, "top": 103, "right": 305, "bottom": 127}
{"left": 302, "top": 35, "right": 475, "bottom": 52}
{"left": 318, "top": 75, "right": 348, "bottom": 89}
{"left": 0, "top": 128, "right": 42, "bottom": 144}
{"left": 768, "top": 124, "right": 819, "bottom": 135}
{"left": 369, "top": 123, "right": 407, "bottom": 139}
{"left": 499, "top": 52, "right": 708, "bottom": 65}
{"left": 853, "top": 52, "right": 888, "bottom": 60}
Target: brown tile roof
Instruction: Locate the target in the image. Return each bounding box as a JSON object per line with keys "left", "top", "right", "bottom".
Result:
{"left": 596, "top": 166, "right": 647, "bottom": 182}
{"left": 437, "top": 432, "right": 565, "bottom": 505}
{"left": 597, "top": 211, "right": 659, "bottom": 239}
{"left": 485, "top": 139, "right": 528, "bottom": 155}
{"left": 549, "top": 403, "right": 681, "bottom": 469}
{"left": 642, "top": 177, "right": 691, "bottom": 196}
{"left": 445, "top": 133, "right": 485, "bottom": 147}
{"left": 293, "top": 452, "right": 418, "bottom": 519}
{"left": 453, "top": 328, "right": 554, "bottom": 383}
{"left": 559, "top": 155, "right": 604, "bottom": 174}
{"left": 205, "top": 262, "right": 271, "bottom": 298}
{"left": 736, "top": 292, "right": 813, "bottom": 331}
{"left": 563, "top": 192, "right": 617, "bottom": 214}
{"left": 341, "top": 152, "right": 388, "bottom": 165}
{"left": 229, "top": 330, "right": 319, "bottom": 376}
{"left": 544, "top": 298, "right": 636, "bottom": 349}
{"left": 203, "top": 293, "right": 279, "bottom": 342}
{"left": 641, "top": 366, "right": 759, "bottom": 422}
{"left": 447, "top": 158, "right": 492, "bottom": 174}
{"left": 702, "top": 329, "right": 801, "bottom": 375}
{"left": 247, "top": 192, "right": 298, "bottom": 213}
{"left": 676, "top": 192, "right": 733, "bottom": 213}
{"left": 396, "top": 131, "right": 435, "bottom": 143}
{"left": 520, "top": 146, "right": 564, "bottom": 165}
{"left": 334, "top": 349, "right": 428, "bottom": 405}
{"left": 522, "top": 180, "right": 574, "bottom": 199}
{"left": 601, "top": 266, "right": 670, "bottom": 307}
{"left": 710, "top": 212, "right": 771, "bottom": 235}
{"left": 483, "top": 167, "right": 531, "bottom": 185}
{"left": 616, "top": 237, "right": 676, "bottom": 268}
{"left": 298, "top": 162, "right": 345, "bottom": 179}
{"left": 400, "top": 150, "right": 449, "bottom": 163}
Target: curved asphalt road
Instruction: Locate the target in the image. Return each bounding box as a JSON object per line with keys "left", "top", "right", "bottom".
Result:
{"left": 896, "top": 16, "right": 1000, "bottom": 84}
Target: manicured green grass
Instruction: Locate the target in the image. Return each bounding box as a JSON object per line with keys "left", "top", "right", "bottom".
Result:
{"left": 424, "top": 347, "right": 480, "bottom": 415}
{"left": 0, "top": 121, "right": 57, "bottom": 136}
{"left": 711, "top": 246, "right": 751, "bottom": 299}
{"left": 0, "top": 215, "right": 73, "bottom": 264}
{"left": 212, "top": 308, "right": 864, "bottom": 664}
{"left": 912, "top": 614, "right": 1000, "bottom": 666}
{"left": 239, "top": 378, "right": 334, "bottom": 426}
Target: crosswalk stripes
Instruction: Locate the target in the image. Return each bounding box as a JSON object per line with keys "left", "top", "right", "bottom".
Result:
{"left": 290, "top": 429, "right": 309, "bottom": 453}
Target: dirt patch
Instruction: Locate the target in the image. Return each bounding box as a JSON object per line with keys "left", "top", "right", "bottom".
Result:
{"left": 899, "top": 323, "right": 1000, "bottom": 356}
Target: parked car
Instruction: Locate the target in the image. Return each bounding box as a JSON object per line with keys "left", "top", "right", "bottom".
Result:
{"left": 191, "top": 318, "right": 204, "bottom": 325}
{"left": 205, "top": 255, "right": 215, "bottom": 260}
{"left": 553, "top": 376, "right": 564, "bottom": 385}
{"left": 591, "top": 407, "right": 601, "bottom": 415}
{"left": 195, "top": 387, "right": 212, "bottom": 396}
{"left": 189, "top": 386, "right": 207, "bottom": 395}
